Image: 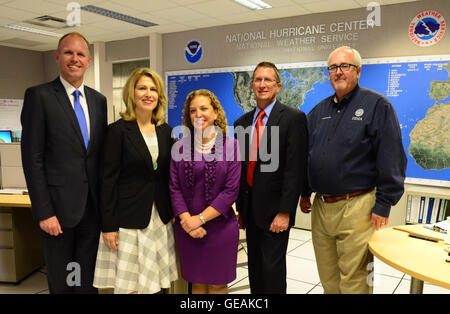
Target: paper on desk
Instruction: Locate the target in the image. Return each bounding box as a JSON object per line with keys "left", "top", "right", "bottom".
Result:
{"left": 424, "top": 220, "right": 448, "bottom": 233}
{"left": 0, "top": 188, "right": 27, "bottom": 195}
{"left": 394, "top": 224, "right": 445, "bottom": 242}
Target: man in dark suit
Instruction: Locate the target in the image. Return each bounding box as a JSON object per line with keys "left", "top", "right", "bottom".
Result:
{"left": 21, "top": 32, "right": 107, "bottom": 294}
{"left": 234, "top": 62, "right": 308, "bottom": 294}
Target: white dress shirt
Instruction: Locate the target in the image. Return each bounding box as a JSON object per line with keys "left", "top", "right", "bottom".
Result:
{"left": 59, "top": 75, "right": 91, "bottom": 139}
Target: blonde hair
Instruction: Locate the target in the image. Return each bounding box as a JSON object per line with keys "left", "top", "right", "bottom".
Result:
{"left": 120, "top": 67, "right": 167, "bottom": 126}
{"left": 182, "top": 89, "right": 228, "bottom": 136}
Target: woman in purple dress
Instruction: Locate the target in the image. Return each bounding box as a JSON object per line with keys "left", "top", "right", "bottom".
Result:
{"left": 169, "top": 89, "right": 241, "bottom": 294}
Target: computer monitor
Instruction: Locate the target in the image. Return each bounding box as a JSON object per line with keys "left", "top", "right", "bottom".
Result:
{"left": 0, "top": 130, "right": 12, "bottom": 143}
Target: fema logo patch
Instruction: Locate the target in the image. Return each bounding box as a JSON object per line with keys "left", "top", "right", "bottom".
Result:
{"left": 185, "top": 40, "right": 203, "bottom": 63}
{"left": 409, "top": 10, "right": 446, "bottom": 47}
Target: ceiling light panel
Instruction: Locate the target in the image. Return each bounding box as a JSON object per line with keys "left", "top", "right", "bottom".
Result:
{"left": 80, "top": 5, "right": 158, "bottom": 27}
{"left": 249, "top": 0, "right": 272, "bottom": 9}
{"left": 0, "top": 24, "right": 61, "bottom": 37}
{"left": 233, "top": 0, "right": 272, "bottom": 10}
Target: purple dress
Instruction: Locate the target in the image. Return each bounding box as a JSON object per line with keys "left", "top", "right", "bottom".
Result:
{"left": 169, "top": 137, "right": 241, "bottom": 285}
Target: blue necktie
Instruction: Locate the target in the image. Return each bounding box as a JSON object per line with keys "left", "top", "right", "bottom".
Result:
{"left": 73, "top": 90, "right": 89, "bottom": 149}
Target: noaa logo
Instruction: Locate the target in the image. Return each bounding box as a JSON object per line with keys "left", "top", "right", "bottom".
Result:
{"left": 352, "top": 109, "right": 364, "bottom": 121}
{"left": 185, "top": 40, "right": 203, "bottom": 63}
{"left": 409, "top": 10, "right": 446, "bottom": 47}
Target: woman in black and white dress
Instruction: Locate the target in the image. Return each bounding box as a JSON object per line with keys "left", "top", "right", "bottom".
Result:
{"left": 93, "top": 68, "right": 177, "bottom": 294}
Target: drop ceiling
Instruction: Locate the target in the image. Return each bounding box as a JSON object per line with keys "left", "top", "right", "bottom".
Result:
{"left": 0, "top": 0, "right": 420, "bottom": 51}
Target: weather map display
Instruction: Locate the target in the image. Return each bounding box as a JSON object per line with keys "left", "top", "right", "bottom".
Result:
{"left": 166, "top": 56, "right": 450, "bottom": 184}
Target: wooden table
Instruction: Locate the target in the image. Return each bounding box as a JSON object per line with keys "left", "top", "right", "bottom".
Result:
{"left": 0, "top": 194, "right": 44, "bottom": 283}
{"left": 0, "top": 194, "right": 31, "bottom": 207}
{"left": 369, "top": 225, "right": 449, "bottom": 294}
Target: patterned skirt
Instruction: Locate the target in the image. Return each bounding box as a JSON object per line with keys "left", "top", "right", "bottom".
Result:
{"left": 93, "top": 205, "right": 178, "bottom": 294}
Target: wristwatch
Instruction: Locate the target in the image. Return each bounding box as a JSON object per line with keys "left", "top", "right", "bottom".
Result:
{"left": 199, "top": 213, "right": 206, "bottom": 225}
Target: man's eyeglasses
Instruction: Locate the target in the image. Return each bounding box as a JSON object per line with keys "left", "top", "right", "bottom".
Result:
{"left": 327, "top": 63, "right": 358, "bottom": 73}
{"left": 252, "top": 78, "right": 278, "bottom": 85}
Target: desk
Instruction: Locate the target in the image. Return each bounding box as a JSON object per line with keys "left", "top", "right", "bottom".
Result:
{"left": 0, "top": 194, "right": 31, "bottom": 207}
{"left": 369, "top": 225, "right": 449, "bottom": 294}
{"left": 0, "top": 194, "right": 44, "bottom": 282}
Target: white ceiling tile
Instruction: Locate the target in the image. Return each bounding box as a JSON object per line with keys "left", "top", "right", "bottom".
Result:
{"left": 355, "top": 0, "right": 418, "bottom": 6}
{"left": 89, "top": 30, "right": 145, "bottom": 42}
{"left": 3, "top": 0, "right": 64, "bottom": 15}
{"left": 110, "top": 0, "right": 178, "bottom": 12}
{"left": 147, "top": 23, "right": 192, "bottom": 34}
{"left": 301, "top": 0, "right": 360, "bottom": 13}
{"left": 45, "top": 0, "right": 109, "bottom": 7}
{"left": 131, "top": 13, "right": 172, "bottom": 26}
{"left": 63, "top": 23, "right": 117, "bottom": 37}
{"left": 291, "top": 0, "right": 324, "bottom": 3}
{"left": 184, "top": 17, "right": 228, "bottom": 29}
{"left": 0, "top": 16, "right": 15, "bottom": 25}
{"left": 258, "top": 4, "right": 311, "bottom": 18}
{"left": 149, "top": 6, "right": 208, "bottom": 23}
{"left": 265, "top": 0, "right": 299, "bottom": 6}
{"left": 218, "top": 11, "right": 266, "bottom": 25}
{"left": 187, "top": 0, "right": 250, "bottom": 17}
{"left": 87, "top": 20, "right": 142, "bottom": 33}
{"left": 170, "top": 0, "right": 210, "bottom": 5}
{"left": 0, "top": 5, "right": 37, "bottom": 20}
{"left": 114, "top": 27, "right": 151, "bottom": 37}
{"left": 19, "top": 32, "right": 59, "bottom": 44}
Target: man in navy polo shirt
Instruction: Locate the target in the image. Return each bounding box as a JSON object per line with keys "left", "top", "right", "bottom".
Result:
{"left": 300, "top": 46, "right": 406, "bottom": 294}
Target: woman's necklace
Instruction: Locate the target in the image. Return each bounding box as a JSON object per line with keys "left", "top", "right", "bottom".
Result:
{"left": 194, "top": 132, "right": 216, "bottom": 152}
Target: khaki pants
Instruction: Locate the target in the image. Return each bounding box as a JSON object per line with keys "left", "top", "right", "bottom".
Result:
{"left": 311, "top": 190, "right": 376, "bottom": 294}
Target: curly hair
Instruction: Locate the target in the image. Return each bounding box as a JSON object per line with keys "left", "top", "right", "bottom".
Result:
{"left": 120, "top": 67, "right": 167, "bottom": 126}
{"left": 182, "top": 89, "right": 228, "bottom": 136}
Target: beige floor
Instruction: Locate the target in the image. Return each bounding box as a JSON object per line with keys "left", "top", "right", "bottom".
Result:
{"left": 0, "top": 228, "right": 448, "bottom": 294}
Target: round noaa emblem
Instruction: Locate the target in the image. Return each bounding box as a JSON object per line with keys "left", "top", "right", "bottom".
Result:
{"left": 355, "top": 109, "right": 364, "bottom": 117}
{"left": 409, "top": 10, "right": 446, "bottom": 47}
{"left": 185, "top": 40, "right": 203, "bottom": 63}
